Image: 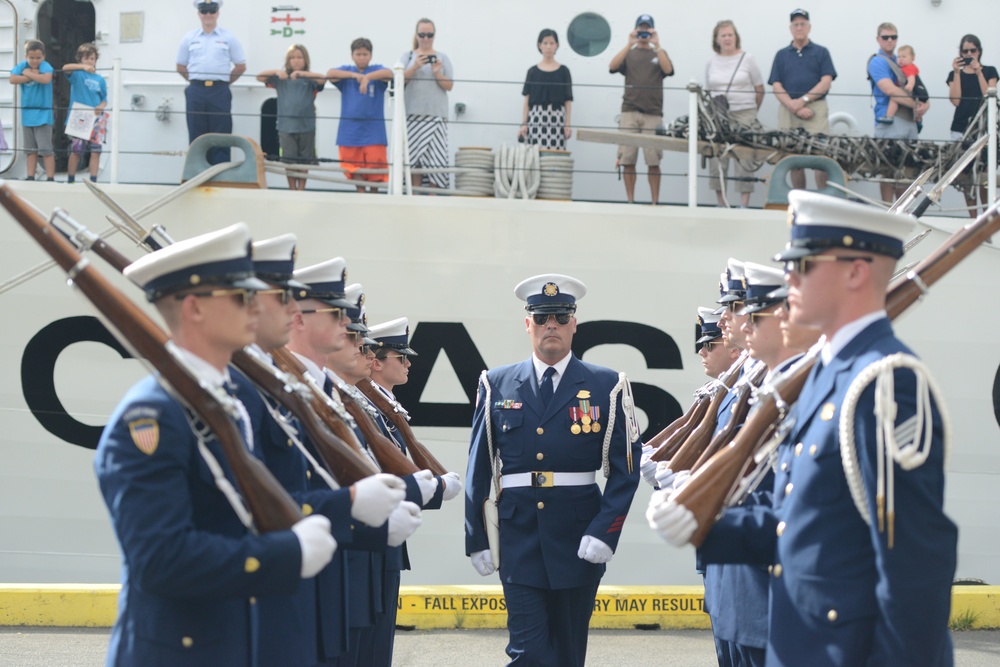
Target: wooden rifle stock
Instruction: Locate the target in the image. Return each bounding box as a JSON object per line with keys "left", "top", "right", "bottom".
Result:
{"left": 52, "top": 213, "right": 379, "bottom": 488}
{"left": 691, "top": 362, "right": 768, "bottom": 472}
{"left": 355, "top": 379, "right": 448, "bottom": 476}
{"left": 644, "top": 388, "right": 709, "bottom": 451}
{"left": 663, "top": 386, "right": 730, "bottom": 471}
{"left": 678, "top": 203, "right": 1000, "bottom": 547}
{"left": 0, "top": 185, "right": 301, "bottom": 533}
{"left": 334, "top": 387, "right": 421, "bottom": 478}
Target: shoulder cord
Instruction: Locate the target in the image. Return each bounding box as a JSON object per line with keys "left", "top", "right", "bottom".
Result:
{"left": 182, "top": 406, "right": 255, "bottom": 532}
{"left": 602, "top": 373, "right": 641, "bottom": 477}
{"left": 479, "top": 370, "right": 501, "bottom": 499}
{"left": 839, "top": 353, "right": 952, "bottom": 548}
{"left": 256, "top": 388, "right": 341, "bottom": 490}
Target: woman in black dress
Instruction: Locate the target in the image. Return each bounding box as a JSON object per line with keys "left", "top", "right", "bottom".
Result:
{"left": 518, "top": 29, "right": 573, "bottom": 149}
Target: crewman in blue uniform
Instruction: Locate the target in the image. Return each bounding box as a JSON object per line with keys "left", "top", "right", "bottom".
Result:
{"left": 466, "top": 273, "right": 642, "bottom": 667}
{"left": 365, "top": 316, "right": 462, "bottom": 666}
{"left": 649, "top": 192, "right": 957, "bottom": 667}
{"left": 176, "top": 1, "right": 246, "bottom": 164}
{"left": 95, "top": 223, "right": 337, "bottom": 666}
{"left": 230, "top": 236, "right": 408, "bottom": 667}
{"left": 288, "top": 259, "right": 424, "bottom": 666}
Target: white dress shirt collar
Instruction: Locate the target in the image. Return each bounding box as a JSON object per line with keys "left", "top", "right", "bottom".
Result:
{"left": 821, "top": 310, "right": 887, "bottom": 365}
{"left": 532, "top": 352, "right": 572, "bottom": 392}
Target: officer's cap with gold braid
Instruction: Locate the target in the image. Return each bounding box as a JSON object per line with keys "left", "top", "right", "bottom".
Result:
{"left": 695, "top": 306, "right": 723, "bottom": 347}
{"left": 293, "top": 258, "right": 353, "bottom": 309}
{"left": 514, "top": 274, "right": 587, "bottom": 314}
{"left": 738, "top": 262, "right": 786, "bottom": 315}
{"left": 252, "top": 234, "right": 309, "bottom": 290}
{"left": 124, "top": 222, "right": 268, "bottom": 302}
{"left": 715, "top": 257, "right": 746, "bottom": 306}
{"left": 368, "top": 317, "right": 418, "bottom": 356}
{"left": 775, "top": 191, "right": 916, "bottom": 262}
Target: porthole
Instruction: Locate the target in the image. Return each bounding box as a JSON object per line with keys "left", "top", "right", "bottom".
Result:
{"left": 567, "top": 13, "right": 611, "bottom": 57}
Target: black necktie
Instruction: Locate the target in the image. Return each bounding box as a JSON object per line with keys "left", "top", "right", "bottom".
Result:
{"left": 323, "top": 374, "right": 334, "bottom": 397}
{"left": 540, "top": 367, "right": 556, "bottom": 407}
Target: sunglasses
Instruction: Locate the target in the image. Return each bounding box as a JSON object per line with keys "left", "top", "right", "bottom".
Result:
{"left": 784, "top": 254, "right": 874, "bottom": 275}
{"left": 359, "top": 344, "right": 373, "bottom": 355}
{"left": 257, "top": 287, "right": 294, "bottom": 305}
{"left": 749, "top": 310, "right": 778, "bottom": 326}
{"left": 725, "top": 300, "right": 746, "bottom": 313}
{"left": 701, "top": 340, "right": 725, "bottom": 351}
{"left": 531, "top": 312, "right": 573, "bottom": 326}
{"left": 879, "top": 35, "right": 898, "bottom": 41}
{"left": 382, "top": 354, "right": 409, "bottom": 363}
{"left": 962, "top": 48, "right": 979, "bottom": 54}
{"left": 199, "top": 4, "right": 220, "bottom": 14}
{"left": 417, "top": 32, "right": 435, "bottom": 38}
{"left": 180, "top": 287, "right": 256, "bottom": 307}
{"left": 300, "top": 306, "right": 345, "bottom": 318}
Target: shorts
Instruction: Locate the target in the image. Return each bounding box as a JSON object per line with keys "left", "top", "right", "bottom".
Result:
{"left": 777, "top": 98, "right": 830, "bottom": 134}
{"left": 874, "top": 116, "right": 918, "bottom": 140}
{"left": 70, "top": 138, "right": 102, "bottom": 154}
{"left": 278, "top": 131, "right": 317, "bottom": 164}
{"left": 617, "top": 111, "right": 662, "bottom": 166}
{"left": 23, "top": 125, "right": 53, "bottom": 156}
{"left": 339, "top": 145, "right": 388, "bottom": 182}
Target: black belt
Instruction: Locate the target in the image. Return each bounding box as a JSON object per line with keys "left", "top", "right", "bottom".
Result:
{"left": 189, "top": 80, "right": 229, "bottom": 87}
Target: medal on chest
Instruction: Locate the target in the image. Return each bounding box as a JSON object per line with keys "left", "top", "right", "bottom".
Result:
{"left": 569, "top": 391, "right": 601, "bottom": 434}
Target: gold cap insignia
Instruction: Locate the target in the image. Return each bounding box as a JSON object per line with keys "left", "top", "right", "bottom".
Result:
{"left": 359, "top": 293, "right": 365, "bottom": 306}
{"left": 843, "top": 235, "right": 854, "bottom": 246}
{"left": 343, "top": 268, "right": 348, "bottom": 282}
{"left": 576, "top": 390, "right": 591, "bottom": 399}
{"left": 786, "top": 207, "right": 795, "bottom": 226}
{"left": 543, "top": 282, "right": 559, "bottom": 297}
{"left": 189, "top": 274, "right": 201, "bottom": 285}
{"left": 128, "top": 419, "right": 159, "bottom": 455}
{"left": 820, "top": 403, "right": 836, "bottom": 421}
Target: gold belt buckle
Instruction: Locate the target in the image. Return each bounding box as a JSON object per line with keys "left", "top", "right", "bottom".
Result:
{"left": 204, "top": 80, "right": 214, "bottom": 87}
{"left": 531, "top": 471, "right": 554, "bottom": 488}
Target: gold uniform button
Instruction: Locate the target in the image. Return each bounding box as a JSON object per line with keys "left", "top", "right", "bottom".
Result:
{"left": 809, "top": 444, "right": 818, "bottom": 456}
{"left": 780, "top": 462, "right": 788, "bottom": 472}
{"left": 767, "top": 565, "right": 773, "bottom": 574}
{"left": 536, "top": 427, "right": 545, "bottom": 435}
{"left": 794, "top": 443, "right": 803, "bottom": 456}
{"left": 776, "top": 521, "right": 786, "bottom": 537}
{"left": 244, "top": 557, "right": 261, "bottom": 573}
{"left": 773, "top": 564, "right": 783, "bottom": 578}
{"left": 250, "top": 596, "right": 257, "bottom": 605}
{"left": 785, "top": 483, "right": 793, "bottom": 496}
{"left": 537, "top": 502, "right": 545, "bottom": 510}
{"left": 536, "top": 453, "right": 544, "bottom": 461}
{"left": 302, "top": 504, "right": 313, "bottom": 516}
{"left": 182, "top": 636, "right": 194, "bottom": 648}
{"left": 287, "top": 438, "right": 293, "bottom": 447}
{"left": 306, "top": 470, "right": 312, "bottom": 480}
{"left": 827, "top": 609, "right": 838, "bottom": 622}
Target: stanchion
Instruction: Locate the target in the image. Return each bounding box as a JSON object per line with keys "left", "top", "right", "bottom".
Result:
{"left": 687, "top": 82, "right": 700, "bottom": 208}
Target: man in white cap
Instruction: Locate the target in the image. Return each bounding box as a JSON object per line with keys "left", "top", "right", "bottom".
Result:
{"left": 230, "top": 238, "right": 411, "bottom": 667}
{"left": 466, "top": 273, "right": 642, "bottom": 667}
{"left": 176, "top": 1, "right": 246, "bottom": 164}
{"left": 95, "top": 223, "right": 336, "bottom": 666}
{"left": 697, "top": 306, "right": 740, "bottom": 381}
{"left": 648, "top": 192, "right": 956, "bottom": 666}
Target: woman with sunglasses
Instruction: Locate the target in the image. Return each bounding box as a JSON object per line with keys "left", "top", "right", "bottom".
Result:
{"left": 946, "top": 34, "right": 998, "bottom": 217}
{"left": 402, "top": 18, "right": 453, "bottom": 190}
{"left": 518, "top": 29, "right": 573, "bottom": 149}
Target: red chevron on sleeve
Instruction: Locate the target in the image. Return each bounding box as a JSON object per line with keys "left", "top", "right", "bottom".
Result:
{"left": 608, "top": 515, "right": 627, "bottom": 533}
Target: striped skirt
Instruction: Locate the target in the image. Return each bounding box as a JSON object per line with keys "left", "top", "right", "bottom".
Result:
{"left": 406, "top": 114, "right": 449, "bottom": 188}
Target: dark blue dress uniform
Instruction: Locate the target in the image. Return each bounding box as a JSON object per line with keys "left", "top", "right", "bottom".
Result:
{"left": 695, "top": 192, "right": 957, "bottom": 667}
{"left": 467, "top": 354, "right": 641, "bottom": 666}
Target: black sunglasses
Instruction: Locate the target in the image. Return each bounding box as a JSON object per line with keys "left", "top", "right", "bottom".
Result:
{"left": 784, "top": 255, "right": 874, "bottom": 275}
{"left": 879, "top": 35, "right": 898, "bottom": 41}
{"left": 725, "top": 300, "right": 746, "bottom": 313}
{"left": 417, "top": 32, "right": 435, "bottom": 38}
{"left": 701, "top": 340, "right": 725, "bottom": 351}
{"left": 531, "top": 313, "right": 572, "bottom": 326}
{"left": 199, "top": 4, "right": 220, "bottom": 14}
{"left": 257, "top": 287, "right": 294, "bottom": 305}
{"left": 300, "top": 306, "right": 345, "bottom": 318}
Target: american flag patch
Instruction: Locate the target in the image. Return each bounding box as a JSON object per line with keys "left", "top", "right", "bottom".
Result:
{"left": 129, "top": 419, "right": 160, "bottom": 455}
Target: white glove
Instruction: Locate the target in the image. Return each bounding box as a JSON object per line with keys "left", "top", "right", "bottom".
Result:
{"left": 654, "top": 461, "right": 681, "bottom": 490}
{"left": 646, "top": 490, "right": 698, "bottom": 547}
{"left": 639, "top": 445, "right": 659, "bottom": 487}
{"left": 440, "top": 471, "right": 463, "bottom": 502}
{"left": 351, "top": 473, "right": 406, "bottom": 527}
{"left": 577, "top": 535, "right": 614, "bottom": 564}
{"left": 387, "top": 501, "right": 422, "bottom": 547}
{"left": 412, "top": 469, "right": 439, "bottom": 505}
{"left": 291, "top": 515, "right": 337, "bottom": 578}
{"left": 671, "top": 469, "right": 692, "bottom": 491}
{"left": 470, "top": 549, "right": 496, "bottom": 576}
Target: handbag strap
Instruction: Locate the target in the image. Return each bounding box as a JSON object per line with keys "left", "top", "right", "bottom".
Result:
{"left": 724, "top": 53, "right": 746, "bottom": 94}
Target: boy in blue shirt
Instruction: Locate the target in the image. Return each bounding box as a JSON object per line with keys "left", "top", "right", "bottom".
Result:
{"left": 9, "top": 40, "right": 55, "bottom": 181}
{"left": 63, "top": 42, "right": 108, "bottom": 184}
{"left": 327, "top": 38, "right": 393, "bottom": 193}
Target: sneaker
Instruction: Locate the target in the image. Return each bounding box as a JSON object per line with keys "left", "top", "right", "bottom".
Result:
{"left": 67, "top": 175, "right": 75, "bottom": 184}
{"left": 24, "top": 176, "right": 34, "bottom": 181}
{"left": 90, "top": 176, "right": 98, "bottom": 183}
{"left": 876, "top": 116, "right": 894, "bottom": 125}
